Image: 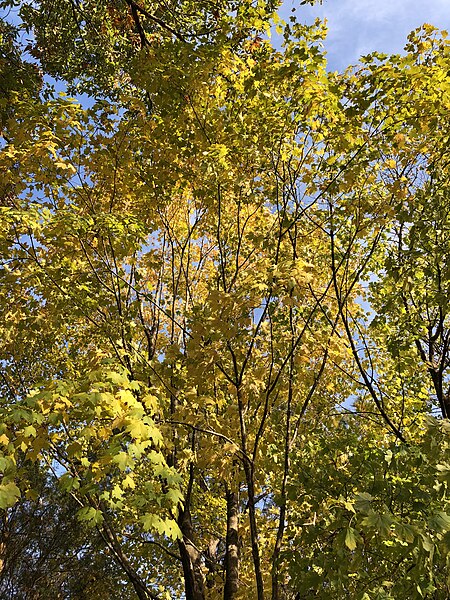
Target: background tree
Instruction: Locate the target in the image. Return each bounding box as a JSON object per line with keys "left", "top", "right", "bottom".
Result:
{"left": 1, "top": 3, "right": 450, "bottom": 600}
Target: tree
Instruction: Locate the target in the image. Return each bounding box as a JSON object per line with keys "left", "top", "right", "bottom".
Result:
{"left": 0, "top": 466, "right": 136, "bottom": 600}
{"left": 1, "top": 2, "right": 450, "bottom": 599}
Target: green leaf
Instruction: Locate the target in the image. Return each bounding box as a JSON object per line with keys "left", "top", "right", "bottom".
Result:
{"left": 140, "top": 513, "right": 182, "bottom": 540}
{"left": 112, "top": 451, "right": 133, "bottom": 471}
{"left": 354, "top": 492, "right": 373, "bottom": 514}
{"left": 344, "top": 526, "right": 358, "bottom": 550}
{"left": 394, "top": 522, "right": 416, "bottom": 544}
{"left": 23, "top": 425, "right": 37, "bottom": 438}
{"left": 441, "top": 530, "right": 450, "bottom": 553}
{"left": 77, "top": 506, "right": 104, "bottom": 526}
{"left": 104, "top": 371, "right": 128, "bottom": 385}
{"left": 0, "top": 481, "right": 20, "bottom": 509}
{"left": 59, "top": 473, "right": 80, "bottom": 492}
{"left": 361, "top": 510, "right": 393, "bottom": 536}
{"left": 165, "top": 487, "right": 183, "bottom": 507}
{"left": 420, "top": 533, "right": 434, "bottom": 553}
{"left": 428, "top": 511, "right": 450, "bottom": 532}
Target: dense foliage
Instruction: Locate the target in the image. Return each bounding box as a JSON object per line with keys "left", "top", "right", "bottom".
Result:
{"left": 1, "top": 1, "right": 450, "bottom": 598}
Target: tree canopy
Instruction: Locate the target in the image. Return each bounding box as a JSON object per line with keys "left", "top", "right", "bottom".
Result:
{"left": 1, "top": 1, "right": 450, "bottom": 598}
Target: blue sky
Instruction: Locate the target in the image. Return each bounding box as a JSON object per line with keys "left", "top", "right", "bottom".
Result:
{"left": 282, "top": 0, "right": 450, "bottom": 71}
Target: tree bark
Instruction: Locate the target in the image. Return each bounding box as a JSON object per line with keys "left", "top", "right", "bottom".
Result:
{"left": 224, "top": 489, "right": 239, "bottom": 600}
{"left": 243, "top": 461, "right": 265, "bottom": 600}
{"left": 178, "top": 503, "right": 205, "bottom": 600}
{"left": 177, "top": 460, "right": 205, "bottom": 600}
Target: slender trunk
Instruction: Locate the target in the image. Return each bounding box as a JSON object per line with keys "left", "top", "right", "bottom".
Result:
{"left": 0, "top": 511, "right": 7, "bottom": 576}
{"left": 177, "top": 460, "right": 205, "bottom": 600}
{"left": 234, "top": 377, "right": 265, "bottom": 600}
{"left": 204, "top": 538, "right": 219, "bottom": 587}
{"left": 271, "top": 419, "right": 290, "bottom": 600}
{"left": 224, "top": 489, "right": 239, "bottom": 600}
{"left": 272, "top": 309, "right": 294, "bottom": 600}
{"left": 444, "top": 393, "right": 450, "bottom": 420}
{"left": 101, "top": 518, "right": 154, "bottom": 600}
{"left": 243, "top": 461, "right": 265, "bottom": 600}
{"left": 178, "top": 504, "right": 205, "bottom": 600}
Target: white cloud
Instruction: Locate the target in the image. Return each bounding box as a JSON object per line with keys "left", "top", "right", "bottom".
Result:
{"left": 280, "top": 0, "right": 450, "bottom": 70}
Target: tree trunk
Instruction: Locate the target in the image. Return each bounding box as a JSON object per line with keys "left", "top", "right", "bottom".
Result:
{"left": 243, "top": 461, "right": 265, "bottom": 600}
{"left": 100, "top": 518, "right": 154, "bottom": 600}
{"left": 178, "top": 504, "right": 205, "bottom": 600}
{"left": 224, "top": 489, "right": 239, "bottom": 600}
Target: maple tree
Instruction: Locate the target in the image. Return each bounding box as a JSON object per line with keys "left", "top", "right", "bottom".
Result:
{"left": 1, "top": 1, "right": 450, "bottom": 599}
